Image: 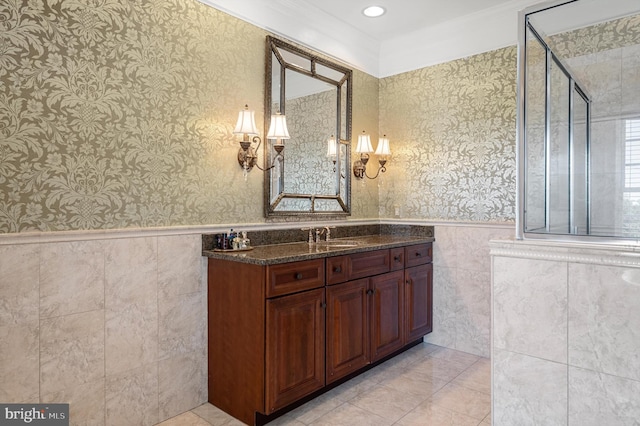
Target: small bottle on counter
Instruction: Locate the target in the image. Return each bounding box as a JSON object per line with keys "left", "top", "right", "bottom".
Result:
{"left": 227, "top": 228, "right": 237, "bottom": 250}
{"left": 241, "top": 231, "right": 250, "bottom": 249}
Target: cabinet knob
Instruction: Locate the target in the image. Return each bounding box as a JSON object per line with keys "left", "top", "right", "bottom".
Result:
{"left": 394, "top": 256, "right": 401, "bottom": 262}
{"left": 367, "top": 289, "right": 374, "bottom": 295}
{"left": 415, "top": 252, "right": 422, "bottom": 257}
{"left": 320, "top": 302, "right": 327, "bottom": 308}
{"left": 333, "top": 266, "right": 342, "bottom": 273}
{"left": 406, "top": 279, "right": 411, "bottom": 285}
{"left": 295, "top": 273, "right": 303, "bottom": 280}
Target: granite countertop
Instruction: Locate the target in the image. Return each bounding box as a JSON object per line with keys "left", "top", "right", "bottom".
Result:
{"left": 202, "top": 234, "right": 434, "bottom": 265}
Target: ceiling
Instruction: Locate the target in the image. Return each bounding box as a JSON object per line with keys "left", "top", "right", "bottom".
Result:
{"left": 197, "top": 0, "right": 545, "bottom": 76}
{"left": 302, "top": 0, "right": 509, "bottom": 42}
{"left": 303, "top": 0, "right": 514, "bottom": 42}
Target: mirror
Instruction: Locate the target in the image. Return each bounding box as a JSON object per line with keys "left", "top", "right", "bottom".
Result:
{"left": 264, "top": 36, "right": 352, "bottom": 217}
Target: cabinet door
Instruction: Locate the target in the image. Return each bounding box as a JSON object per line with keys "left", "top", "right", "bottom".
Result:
{"left": 326, "top": 279, "right": 369, "bottom": 384}
{"left": 405, "top": 263, "right": 433, "bottom": 342}
{"left": 370, "top": 270, "right": 404, "bottom": 362}
{"left": 266, "top": 288, "right": 325, "bottom": 413}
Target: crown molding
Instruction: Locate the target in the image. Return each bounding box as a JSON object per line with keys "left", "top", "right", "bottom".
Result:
{"left": 198, "top": 0, "right": 546, "bottom": 78}
{"left": 379, "top": 0, "right": 542, "bottom": 77}
{"left": 197, "top": 0, "right": 380, "bottom": 75}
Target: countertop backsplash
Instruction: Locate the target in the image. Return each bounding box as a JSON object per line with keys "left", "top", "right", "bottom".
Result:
{"left": 202, "top": 224, "right": 434, "bottom": 251}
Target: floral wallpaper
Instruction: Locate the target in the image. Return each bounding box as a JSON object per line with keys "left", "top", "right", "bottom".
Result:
{"left": 547, "top": 14, "right": 640, "bottom": 58}
{"left": 1, "top": 0, "right": 264, "bottom": 232}
{"left": 379, "top": 47, "right": 518, "bottom": 222}
{"left": 351, "top": 71, "right": 381, "bottom": 219}
{"left": 2, "top": 1, "right": 637, "bottom": 233}
{"left": 0, "top": 0, "right": 378, "bottom": 233}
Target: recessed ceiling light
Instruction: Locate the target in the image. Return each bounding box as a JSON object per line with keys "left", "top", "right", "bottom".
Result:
{"left": 362, "top": 6, "right": 386, "bottom": 18}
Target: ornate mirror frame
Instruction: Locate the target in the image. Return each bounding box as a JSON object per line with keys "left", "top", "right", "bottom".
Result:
{"left": 264, "top": 36, "right": 352, "bottom": 217}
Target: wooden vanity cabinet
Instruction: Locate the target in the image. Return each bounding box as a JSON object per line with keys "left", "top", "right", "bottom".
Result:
{"left": 326, "top": 249, "right": 390, "bottom": 284}
{"left": 208, "top": 258, "right": 325, "bottom": 425}
{"left": 405, "top": 263, "right": 433, "bottom": 341}
{"left": 326, "top": 270, "right": 405, "bottom": 384}
{"left": 325, "top": 244, "right": 432, "bottom": 383}
{"left": 404, "top": 244, "right": 433, "bottom": 340}
{"left": 370, "top": 270, "right": 405, "bottom": 362}
{"left": 208, "top": 242, "right": 433, "bottom": 425}
{"left": 326, "top": 278, "right": 369, "bottom": 382}
{"left": 266, "top": 287, "right": 325, "bottom": 413}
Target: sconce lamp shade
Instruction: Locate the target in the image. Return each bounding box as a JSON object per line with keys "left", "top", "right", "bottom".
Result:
{"left": 327, "top": 135, "right": 337, "bottom": 157}
{"left": 355, "top": 132, "right": 373, "bottom": 153}
{"left": 234, "top": 105, "right": 258, "bottom": 135}
{"left": 266, "top": 113, "right": 290, "bottom": 140}
{"left": 375, "top": 135, "right": 391, "bottom": 156}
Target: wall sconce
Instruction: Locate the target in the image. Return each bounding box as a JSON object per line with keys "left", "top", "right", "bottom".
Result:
{"left": 353, "top": 131, "right": 390, "bottom": 179}
{"left": 327, "top": 135, "right": 337, "bottom": 171}
{"left": 234, "top": 105, "right": 289, "bottom": 176}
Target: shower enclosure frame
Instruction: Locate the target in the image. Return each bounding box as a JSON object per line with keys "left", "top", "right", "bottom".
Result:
{"left": 516, "top": 0, "right": 595, "bottom": 242}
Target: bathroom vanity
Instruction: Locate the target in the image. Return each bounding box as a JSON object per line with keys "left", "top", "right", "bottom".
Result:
{"left": 203, "top": 234, "right": 433, "bottom": 425}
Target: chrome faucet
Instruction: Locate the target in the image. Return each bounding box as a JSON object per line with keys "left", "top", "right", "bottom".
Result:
{"left": 323, "top": 226, "right": 332, "bottom": 241}
{"left": 302, "top": 227, "right": 316, "bottom": 243}
{"left": 303, "top": 226, "right": 335, "bottom": 243}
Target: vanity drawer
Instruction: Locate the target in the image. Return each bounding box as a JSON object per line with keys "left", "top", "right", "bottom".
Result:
{"left": 405, "top": 243, "right": 432, "bottom": 268}
{"left": 390, "top": 247, "right": 405, "bottom": 271}
{"left": 267, "top": 259, "right": 325, "bottom": 298}
{"left": 326, "top": 249, "right": 390, "bottom": 285}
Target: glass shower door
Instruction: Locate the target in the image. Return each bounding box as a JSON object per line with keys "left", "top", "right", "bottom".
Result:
{"left": 522, "top": 21, "right": 590, "bottom": 236}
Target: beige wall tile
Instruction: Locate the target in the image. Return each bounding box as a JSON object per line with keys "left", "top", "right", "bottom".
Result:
{"left": 454, "top": 268, "right": 490, "bottom": 357}
{"left": 569, "top": 366, "right": 640, "bottom": 425}
{"left": 493, "top": 257, "right": 568, "bottom": 363}
{"left": 105, "top": 237, "right": 158, "bottom": 376}
{"left": 569, "top": 264, "right": 640, "bottom": 381}
{"left": 0, "top": 321, "right": 39, "bottom": 402}
{"left": 158, "top": 291, "right": 206, "bottom": 360}
{"left": 0, "top": 244, "right": 39, "bottom": 326}
{"left": 40, "top": 310, "right": 105, "bottom": 396}
{"left": 432, "top": 225, "right": 457, "bottom": 270}
{"left": 105, "top": 363, "right": 158, "bottom": 426}
{"left": 158, "top": 349, "right": 207, "bottom": 422}
{"left": 41, "top": 378, "right": 105, "bottom": 426}
{"left": 424, "top": 265, "right": 457, "bottom": 349}
{"left": 427, "top": 225, "right": 511, "bottom": 356}
{"left": 40, "top": 240, "right": 105, "bottom": 319}
{"left": 158, "top": 235, "right": 203, "bottom": 299}
{"left": 105, "top": 302, "right": 158, "bottom": 376}
{"left": 493, "top": 349, "right": 567, "bottom": 426}
{"left": 105, "top": 237, "right": 157, "bottom": 309}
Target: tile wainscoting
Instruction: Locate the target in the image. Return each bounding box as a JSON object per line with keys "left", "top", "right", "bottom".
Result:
{"left": 427, "top": 223, "right": 515, "bottom": 358}
{"left": 0, "top": 221, "right": 512, "bottom": 425}
{"left": 491, "top": 239, "right": 640, "bottom": 425}
{"left": 0, "top": 232, "right": 208, "bottom": 425}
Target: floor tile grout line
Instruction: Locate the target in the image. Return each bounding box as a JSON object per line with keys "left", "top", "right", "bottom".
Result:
{"left": 164, "top": 344, "right": 490, "bottom": 426}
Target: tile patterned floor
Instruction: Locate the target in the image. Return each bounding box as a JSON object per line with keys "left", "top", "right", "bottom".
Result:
{"left": 156, "top": 343, "right": 491, "bottom": 426}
